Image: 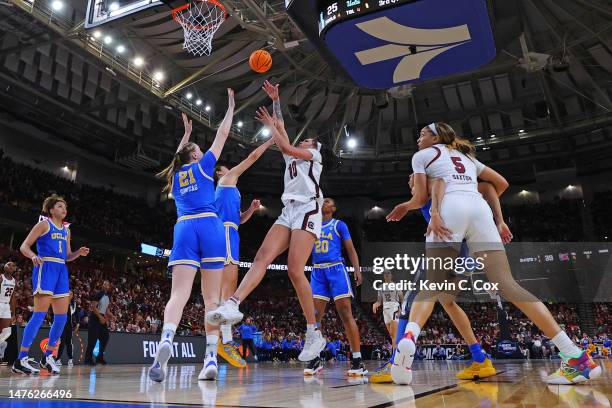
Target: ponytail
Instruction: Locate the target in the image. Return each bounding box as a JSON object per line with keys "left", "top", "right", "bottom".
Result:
{"left": 156, "top": 142, "right": 197, "bottom": 192}
{"left": 432, "top": 122, "right": 475, "bottom": 157}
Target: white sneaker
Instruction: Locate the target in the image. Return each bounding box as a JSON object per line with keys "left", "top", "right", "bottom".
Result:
{"left": 299, "top": 330, "right": 326, "bottom": 362}
{"left": 198, "top": 353, "right": 218, "bottom": 381}
{"left": 56, "top": 358, "right": 62, "bottom": 366}
{"left": 392, "top": 332, "right": 416, "bottom": 385}
{"left": 148, "top": 341, "right": 172, "bottom": 383}
{"left": 40, "top": 355, "right": 60, "bottom": 374}
{"left": 220, "top": 323, "right": 233, "bottom": 344}
{"left": 205, "top": 302, "right": 243, "bottom": 326}
{"left": 67, "top": 359, "right": 73, "bottom": 367}
{"left": 12, "top": 356, "right": 40, "bottom": 375}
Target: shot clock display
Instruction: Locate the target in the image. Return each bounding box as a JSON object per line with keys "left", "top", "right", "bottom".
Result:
{"left": 318, "top": 0, "right": 417, "bottom": 34}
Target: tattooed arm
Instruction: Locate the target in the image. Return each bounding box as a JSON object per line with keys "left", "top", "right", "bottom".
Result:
{"left": 262, "top": 80, "right": 284, "bottom": 125}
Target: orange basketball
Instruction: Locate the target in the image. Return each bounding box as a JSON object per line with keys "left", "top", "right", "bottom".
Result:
{"left": 249, "top": 50, "right": 272, "bottom": 73}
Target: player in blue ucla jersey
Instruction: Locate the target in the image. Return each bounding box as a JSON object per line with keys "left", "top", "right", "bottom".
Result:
{"left": 304, "top": 197, "right": 366, "bottom": 377}
{"left": 213, "top": 137, "right": 275, "bottom": 366}
{"left": 148, "top": 89, "right": 236, "bottom": 383}
{"left": 13, "top": 195, "right": 89, "bottom": 376}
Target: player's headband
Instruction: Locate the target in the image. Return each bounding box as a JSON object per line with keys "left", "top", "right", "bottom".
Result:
{"left": 428, "top": 123, "right": 438, "bottom": 135}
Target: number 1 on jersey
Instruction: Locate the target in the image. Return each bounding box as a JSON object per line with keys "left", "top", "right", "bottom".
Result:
{"left": 58, "top": 241, "right": 62, "bottom": 253}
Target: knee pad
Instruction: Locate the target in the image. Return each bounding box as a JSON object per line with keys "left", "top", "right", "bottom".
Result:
{"left": 0, "top": 327, "right": 11, "bottom": 342}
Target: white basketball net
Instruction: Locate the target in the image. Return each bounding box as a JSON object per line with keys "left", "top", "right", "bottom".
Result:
{"left": 173, "top": 1, "right": 226, "bottom": 57}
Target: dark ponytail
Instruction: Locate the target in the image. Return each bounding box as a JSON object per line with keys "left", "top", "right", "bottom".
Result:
{"left": 157, "top": 142, "right": 197, "bottom": 192}
{"left": 319, "top": 143, "right": 341, "bottom": 171}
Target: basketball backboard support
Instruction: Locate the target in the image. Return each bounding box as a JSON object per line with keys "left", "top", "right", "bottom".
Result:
{"left": 85, "top": 0, "right": 184, "bottom": 29}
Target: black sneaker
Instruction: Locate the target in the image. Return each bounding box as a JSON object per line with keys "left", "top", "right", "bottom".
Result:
{"left": 40, "top": 355, "right": 60, "bottom": 374}
{"left": 303, "top": 357, "right": 323, "bottom": 376}
{"left": 96, "top": 356, "right": 107, "bottom": 365}
{"left": 347, "top": 357, "right": 368, "bottom": 376}
{"left": 12, "top": 357, "right": 40, "bottom": 375}
{"left": 84, "top": 358, "right": 96, "bottom": 366}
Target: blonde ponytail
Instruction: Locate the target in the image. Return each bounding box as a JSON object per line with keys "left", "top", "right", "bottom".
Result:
{"left": 156, "top": 142, "right": 197, "bottom": 192}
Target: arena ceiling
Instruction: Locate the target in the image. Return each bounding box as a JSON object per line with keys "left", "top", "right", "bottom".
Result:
{"left": 0, "top": 0, "right": 611, "bottom": 195}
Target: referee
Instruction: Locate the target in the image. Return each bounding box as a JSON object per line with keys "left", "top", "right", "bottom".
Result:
{"left": 56, "top": 291, "right": 80, "bottom": 366}
{"left": 85, "top": 280, "right": 112, "bottom": 365}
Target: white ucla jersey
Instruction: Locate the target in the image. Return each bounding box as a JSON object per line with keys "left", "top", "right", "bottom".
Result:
{"left": 281, "top": 149, "right": 323, "bottom": 204}
{"left": 0, "top": 274, "right": 15, "bottom": 303}
{"left": 411, "top": 144, "right": 485, "bottom": 195}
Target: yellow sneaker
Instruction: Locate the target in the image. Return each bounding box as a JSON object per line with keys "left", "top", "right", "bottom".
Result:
{"left": 370, "top": 361, "right": 393, "bottom": 383}
{"left": 456, "top": 358, "right": 496, "bottom": 380}
{"left": 217, "top": 343, "right": 246, "bottom": 368}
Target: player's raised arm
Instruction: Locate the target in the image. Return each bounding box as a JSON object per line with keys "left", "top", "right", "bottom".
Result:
{"left": 262, "top": 80, "right": 284, "bottom": 126}
{"left": 176, "top": 113, "right": 193, "bottom": 154}
{"left": 255, "top": 107, "right": 312, "bottom": 161}
{"left": 223, "top": 138, "right": 275, "bottom": 185}
{"left": 209, "top": 88, "right": 235, "bottom": 159}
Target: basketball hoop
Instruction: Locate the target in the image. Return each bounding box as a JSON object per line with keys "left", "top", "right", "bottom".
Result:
{"left": 172, "top": 0, "right": 228, "bottom": 57}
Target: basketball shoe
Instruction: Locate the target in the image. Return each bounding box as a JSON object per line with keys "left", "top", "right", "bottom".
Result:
{"left": 217, "top": 343, "right": 246, "bottom": 368}
{"left": 347, "top": 357, "right": 368, "bottom": 377}
{"left": 40, "top": 354, "right": 60, "bottom": 374}
{"left": 12, "top": 356, "right": 40, "bottom": 375}
{"left": 299, "top": 329, "right": 326, "bottom": 362}
{"left": 392, "top": 331, "right": 416, "bottom": 384}
{"left": 370, "top": 361, "right": 393, "bottom": 383}
{"left": 545, "top": 350, "right": 602, "bottom": 384}
{"left": 199, "top": 352, "right": 218, "bottom": 381}
{"left": 205, "top": 301, "right": 243, "bottom": 326}
{"left": 148, "top": 340, "right": 172, "bottom": 383}
{"left": 456, "top": 357, "right": 497, "bottom": 380}
{"left": 303, "top": 357, "right": 323, "bottom": 376}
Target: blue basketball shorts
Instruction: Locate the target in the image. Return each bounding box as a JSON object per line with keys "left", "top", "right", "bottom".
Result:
{"left": 169, "top": 213, "right": 226, "bottom": 270}
{"left": 32, "top": 258, "right": 69, "bottom": 298}
{"left": 311, "top": 262, "right": 353, "bottom": 302}
{"left": 224, "top": 222, "right": 240, "bottom": 266}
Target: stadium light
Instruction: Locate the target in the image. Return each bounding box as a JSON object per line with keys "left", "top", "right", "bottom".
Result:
{"left": 476, "top": 137, "right": 483, "bottom": 141}
{"left": 104, "top": 36, "right": 113, "bottom": 45}
{"left": 186, "top": 92, "right": 193, "bottom": 100}
{"left": 195, "top": 99, "right": 202, "bottom": 106}
{"left": 116, "top": 45, "right": 125, "bottom": 53}
{"left": 62, "top": 166, "right": 69, "bottom": 172}
{"left": 109, "top": 2, "right": 120, "bottom": 11}
{"left": 51, "top": 0, "right": 64, "bottom": 11}
{"left": 519, "top": 129, "right": 525, "bottom": 134}
{"left": 133, "top": 56, "right": 144, "bottom": 67}
{"left": 347, "top": 138, "right": 357, "bottom": 149}
{"left": 262, "top": 128, "right": 271, "bottom": 137}
{"left": 519, "top": 190, "right": 528, "bottom": 195}
{"left": 153, "top": 71, "right": 164, "bottom": 81}
{"left": 237, "top": 121, "right": 243, "bottom": 128}
{"left": 205, "top": 105, "right": 211, "bottom": 112}
{"left": 372, "top": 206, "right": 382, "bottom": 211}
{"left": 490, "top": 134, "right": 496, "bottom": 138}
{"left": 566, "top": 185, "right": 575, "bottom": 190}
{"left": 93, "top": 30, "right": 102, "bottom": 39}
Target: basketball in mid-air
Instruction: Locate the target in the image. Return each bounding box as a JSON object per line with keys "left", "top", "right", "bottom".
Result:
{"left": 249, "top": 49, "right": 272, "bottom": 73}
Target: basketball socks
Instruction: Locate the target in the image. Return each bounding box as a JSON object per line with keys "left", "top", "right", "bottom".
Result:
{"left": 18, "top": 311, "right": 45, "bottom": 359}
{"left": 229, "top": 296, "right": 240, "bottom": 306}
{"left": 306, "top": 324, "right": 316, "bottom": 334}
{"left": 552, "top": 331, "right": 582, "bottom": 358}
{"left": 206, "top": 335, "right": 219, "bottom": 357}
{"left": 469, "top": 343, "right": 486, "bottom": 363}
{"left": 405, "top": 322, "right": 421, "bottom": 341}
{"left": 161, "top": 323, "right": 177, "bottom": 345}
{"left": 45, "top": 314, "right": 67, "bottom": 357}
{"left": 391, "top": 317, "right": 409, "bottom": 361}
{"left": 352, "top": 352, "right": 361, "bottom": 359}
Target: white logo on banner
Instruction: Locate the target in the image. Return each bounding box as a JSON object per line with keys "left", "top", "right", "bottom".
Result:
{"left": 143, "top": 341, "right": 196, "bottom": 359}
{"left": 354, "top": 17, "right": 472, "bottom": 83}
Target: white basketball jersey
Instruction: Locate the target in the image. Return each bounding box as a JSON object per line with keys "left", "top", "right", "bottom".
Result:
{"left": 0, "top": 274, "right": 15, "bottom": 304}
{"left": 411, "top": 144, "right": 485, "bottom": 195}
{"left": 281, "top": 149, "right": 323, "bottom": 204}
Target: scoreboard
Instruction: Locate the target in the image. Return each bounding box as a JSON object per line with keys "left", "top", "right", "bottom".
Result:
{"left": 318, "top": 0, "right": 416, "bottom": 34}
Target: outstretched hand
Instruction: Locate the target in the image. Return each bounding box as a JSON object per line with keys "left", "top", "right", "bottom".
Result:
{"left": 386, "top": 202, "right": 410, "bottom": 222}
{"left": 262, "top": 80, "right": 280, "bottom": 100}
{"left": 182, "top": 112, "right": 192, "bottom": 135}
{"left": 255, "top": 106, "right": 275, "bottom": 127}
{"left": 227, "top": 88, "right": 235, "bottom": 109}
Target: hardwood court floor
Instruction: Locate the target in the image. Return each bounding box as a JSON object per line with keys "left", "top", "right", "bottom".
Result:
{"left": 0, "top": 359, "right": 610, "bottom": 407}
